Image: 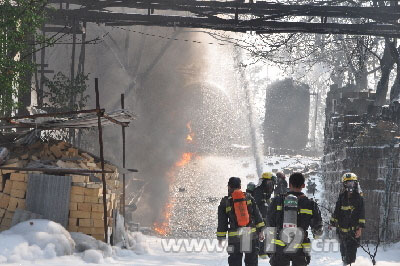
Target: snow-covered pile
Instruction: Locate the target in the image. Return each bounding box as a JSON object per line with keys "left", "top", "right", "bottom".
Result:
{"left": 0, "top": 218, "right": 154, "bottom": 264}
{"left": 71, "top": 232, "right": 112, "bottom": 256}
{"left": 70, "top": 232, "right": 112, "bottom": 263}
{"left": 125, "top": 231, "right": 150, "bottom": 255}
{"left": 0, "top": 219, "right": 74, "bottom": 263}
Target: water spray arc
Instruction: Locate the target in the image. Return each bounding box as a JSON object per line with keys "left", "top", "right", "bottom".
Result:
{"left": 234, "top": 48, "right": 263, "bottom": 178}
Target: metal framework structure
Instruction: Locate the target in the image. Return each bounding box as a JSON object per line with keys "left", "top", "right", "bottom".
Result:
{"left": 38, "top": 0, "right": 400, "bottom": 92}
{"left": 48, "top": 0, "right": 400, "bottom": 36}
{"left": 38, "top": 1, "right": 400, "bottom": 104}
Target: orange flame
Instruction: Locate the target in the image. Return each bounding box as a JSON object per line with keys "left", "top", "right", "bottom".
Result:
{"left": 175, "top": 152, "right": 194, "bottom": 167}
{"left": 186, "top": 122, "right": 195, "bottom": 143}
{"left": 153, "top": 152, "right": 195, "bottom": 236}
{"left": 153, "top": 201, "right": 174, "bottom": 236}
{"left": 153, "top": 122, "right": 197, "bottom": 236}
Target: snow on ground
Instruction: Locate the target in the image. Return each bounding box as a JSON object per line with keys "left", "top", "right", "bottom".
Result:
{"left": 1, "top": 227, "right": 399, "bottom": 266}
{"left": 0, "top": 155, "right": 399, "bottom": 265}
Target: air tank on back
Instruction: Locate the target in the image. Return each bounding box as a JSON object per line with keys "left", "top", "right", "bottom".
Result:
{"left": 264, "top": 79, "right": 310, "bottom": 153}
{"left": 283, "top": 194, "right": 298, "bottom": 228}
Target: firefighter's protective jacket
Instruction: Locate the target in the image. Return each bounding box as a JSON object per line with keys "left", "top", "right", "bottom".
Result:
{"left": 275, "top": 178, "right": 288, "bottom": 196}
{"left": 266, "top": 192, "right": 323, "bottom": 253}
{"left": 216, "top": 192, "right": 265, "bottom": 242}
{"left": 330, "top": 192, "right": 365, "bottom": 234}
{"left": 253, "top": 186, "right": 272, "bottom": 218}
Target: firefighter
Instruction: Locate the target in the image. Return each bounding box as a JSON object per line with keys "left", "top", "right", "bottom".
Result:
{"left": 330, "top": 173, "right": 365, "bottom": 266}
{"left": 267, "top": 172, "right": 323, "bottom": 266}
{"left": 275, "top": 172, "right": 288, "bottom": 196}
{"left": 217, "top": 177, "right": 265, "bottom": 266}
{"left": 254, "top": 172, "right": 276, "bottom": 217}
{"left": 246, "top": 182, "right": 256, "bottom": 196}
{"left": 253, "top": 172, "right": 276, "bottom": 259}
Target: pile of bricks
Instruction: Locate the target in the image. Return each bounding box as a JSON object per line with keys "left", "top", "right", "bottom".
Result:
{"left": 0, "top": 140, "right": 120, "bottom": 240}
{"left": 68, "top": 183, "right": 116, "bottom": 241}
{"left": 0, "top": 172, "right": 28, "bottom": 230}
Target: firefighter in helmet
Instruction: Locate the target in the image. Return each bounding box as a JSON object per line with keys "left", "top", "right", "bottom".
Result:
{"left": 253, "top": 172, "right": 276, "bottom": 259}
{"left": 267, "top": 172, "right": 323, "bottom": 266}
{"left": 330, "top": 173, "right": 365, "bottom": 266}
{"left": 254, "top": 172, "right": 276, "bottom": 217}
{"left": 246, "top": 182, "right": 256, "bottom": 196}
{"left": 217, "top": 177, "right": 265, "bottom": 266}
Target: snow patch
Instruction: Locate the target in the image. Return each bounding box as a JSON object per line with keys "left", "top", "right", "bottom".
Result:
{"left": 82, "top": 249, "right": 104, "bottom": 264}
{"left": 125, "top": 231, "right": 150, "bottom": 255}
{"left": 71, "top": 232, "right": 112, "bottom": 257}
{"left": 0, "top": 219, "right": 74, "bottom": 263}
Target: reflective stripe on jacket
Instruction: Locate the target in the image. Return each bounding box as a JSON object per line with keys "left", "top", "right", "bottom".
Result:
{"left": 330, "top": 192, "right": 365, "bottom": 233}
{"left": 216, "top": 193, "right": 265, "bottom": 241}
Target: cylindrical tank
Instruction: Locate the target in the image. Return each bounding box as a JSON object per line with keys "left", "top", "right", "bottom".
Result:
{"left": 264, "top": 79, "right": 310, "bottom": 152}
{"left": 283, "top": 194, "right": 298, "bottom": 228}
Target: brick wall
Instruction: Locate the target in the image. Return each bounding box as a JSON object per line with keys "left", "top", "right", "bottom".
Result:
{"left": 322, "top": 85, "right": 400, "bottom": 243}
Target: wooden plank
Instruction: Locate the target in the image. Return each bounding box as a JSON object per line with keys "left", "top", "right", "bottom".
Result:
{"left": 0, "top": 109, "right": 104, "bottom": 121}
{"left": 0, "top": 167, "right": 114, "bottom": 174}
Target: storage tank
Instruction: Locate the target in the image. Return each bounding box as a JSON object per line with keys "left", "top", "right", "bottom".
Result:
{"left": 264, "top": 79, "right": 310, "bottom": 152}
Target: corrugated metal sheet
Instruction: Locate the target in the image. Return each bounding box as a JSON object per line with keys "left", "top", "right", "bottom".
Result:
{"left": 26, "top": 174, "right": 71, "bottom": 227}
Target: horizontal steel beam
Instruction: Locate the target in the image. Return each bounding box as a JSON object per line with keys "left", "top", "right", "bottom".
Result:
{"left": 47, "top": 8, "right": 400, "bottom": 37}
{"left": 48, "top": 0, "right": 400, "bottom": 21}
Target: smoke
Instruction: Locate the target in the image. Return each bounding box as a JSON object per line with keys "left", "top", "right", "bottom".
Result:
{"left": 99, "top": 27, "right": 209, "bottom": 226}
{"left": 44, "top": 21, "right": 252, "bottom": 227}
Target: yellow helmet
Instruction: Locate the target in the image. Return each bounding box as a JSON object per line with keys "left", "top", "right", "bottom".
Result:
{"left": 342, "top": 173, "right": 358, "bottom": 182}
{"left": 262, "top": 172, "right": 274, "bottom": 180}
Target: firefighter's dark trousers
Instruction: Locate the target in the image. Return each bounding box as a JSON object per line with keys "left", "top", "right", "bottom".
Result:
{"left": 269, "top": 253, "right": 309, "bottom": 266}
{"left": 339, "top": 235, "right": 359, "bottom": 265}
{"left": 228, "top": 239, "right": 259, "bottom": 266}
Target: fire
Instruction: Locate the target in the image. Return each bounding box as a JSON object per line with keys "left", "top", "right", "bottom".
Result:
{"left": 153, "top": 153, "right": 195, "bottom": 236}
{"left": 175, "top": 152, "right": 194, "bottom": 167}
{"left": 186, "top": 122, "right": 195, "bottom": 143}
{"left": 153, "top": 201, "right": 174, "bottom": 236}
{"left": 153, "top": 122, "right": 196, "bottom": 236}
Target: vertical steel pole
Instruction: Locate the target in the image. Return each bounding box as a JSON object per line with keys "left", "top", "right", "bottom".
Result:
{"left": 95, "top": 78, "right": 108, "bottom": 243}
{"left": 313, "top": 91, "right": 319, "bottom": 149}
{"left": 121, "top": 94, "right": 126, "bottom": 223}
{"left": 70, "top": 18, "right": 77, "bottom": 145}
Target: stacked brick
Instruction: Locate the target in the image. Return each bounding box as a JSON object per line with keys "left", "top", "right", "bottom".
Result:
{"left": 0, "top": 172, "right": 28, "bottom": 230}
{"left": 67, "top": 183, "right": 117, "bottom": 241}
{"left": 0, "top": 140, "right": 121, "bottom": 241}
